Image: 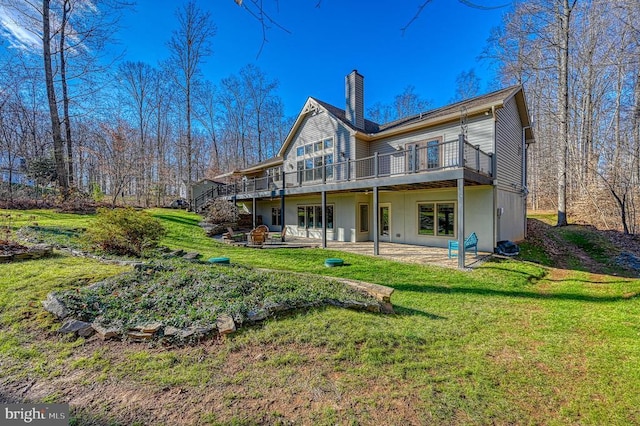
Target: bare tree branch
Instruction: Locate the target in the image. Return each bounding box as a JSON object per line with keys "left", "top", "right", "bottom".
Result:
{"left": 401, "top": 0, "right": 433, "bottom": 36}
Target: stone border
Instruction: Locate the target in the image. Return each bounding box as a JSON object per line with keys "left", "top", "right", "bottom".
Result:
{"left": 0, "top": 244, "right": 54, "bottom": 263}
{"left": 42, "top": 267, "right": 394, "bottom": 344}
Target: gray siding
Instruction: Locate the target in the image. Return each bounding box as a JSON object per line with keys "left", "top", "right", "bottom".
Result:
{"left": 497, "top": 189, "right": 525, "bottom": 242}
{"left": 282, "top": 110, "right": 351, "bottom": 179}
{"left": 495, "top": 97, "right": 523, "bottom": 190}
{"left": 369, "top": 115, "right": 494, "bottom": 157}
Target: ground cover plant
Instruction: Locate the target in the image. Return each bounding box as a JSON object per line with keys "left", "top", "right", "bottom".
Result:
{"left": 1, "top": 208, "right": 640, "bottom": 425}
{"left": 55, "top": 259, "right": 379, "bottom": 341}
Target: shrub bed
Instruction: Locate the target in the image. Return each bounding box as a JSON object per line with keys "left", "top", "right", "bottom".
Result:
{"left": 51, "top": 259, "right": 382, "bottom": 344}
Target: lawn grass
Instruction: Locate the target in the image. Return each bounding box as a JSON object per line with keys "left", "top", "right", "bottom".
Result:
{"left": 1, "top": 208, "right": 640, "bottom": 424}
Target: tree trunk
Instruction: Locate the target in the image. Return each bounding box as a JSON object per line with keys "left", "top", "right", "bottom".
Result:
{"left": 556, "top": 0, "right": 572, "bottom": 227}
{"left": 60, "top": 0, "right": 74, "bottom": 185}
{"left": 42, "top": 0, "right": 69, "bottom": 194}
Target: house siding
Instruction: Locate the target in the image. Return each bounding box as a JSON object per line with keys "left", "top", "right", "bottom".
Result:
{"left": 282, "top": 110, "right": 352, "bottom": 180}
{"left": 494, "top": 96, "right": 526, "bottom": 242}
{"left": 495, "top": 97, "right": 523, "bottom": 190}
{"left": 251, "top": 186, "right": 495, "bottom": 251}
{"left": 369, "top": 115, "right": 494, "bottom": 160}
{"left": 377, "top": 186, "right": 494, "bottom": 252}
{"left": 497, "top": 189, "right": 525, "bottom": 242}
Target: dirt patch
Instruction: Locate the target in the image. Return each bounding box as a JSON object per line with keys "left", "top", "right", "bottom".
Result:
{"left": 526, "top": 218, "right": 640, "bottom": 277}
{"left": 0, "top": 338, "right": 425, "bottom": 425}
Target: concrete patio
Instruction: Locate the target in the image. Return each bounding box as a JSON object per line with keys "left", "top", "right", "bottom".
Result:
{"left": 285, "top": 237, "right": 492, "bottom": 269}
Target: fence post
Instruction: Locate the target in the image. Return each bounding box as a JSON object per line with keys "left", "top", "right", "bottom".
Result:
{"left": 347, "top": 159, "right": 351, "bottom": 181}
{"left": 475, "top": 144, "right": 480, "bottom": 172}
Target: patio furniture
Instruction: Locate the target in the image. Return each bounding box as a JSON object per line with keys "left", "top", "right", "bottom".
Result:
{"left": 267, "top": 226, "right": 287, "bottom": 244}
{"left": 448, "top": 232, "right": 478, "bottom": 259}
{"left": 248, "top": 226, "right": 268, "bottom": 246}
{"left": 223, "top": 227, "right": 246, "bottom": 242}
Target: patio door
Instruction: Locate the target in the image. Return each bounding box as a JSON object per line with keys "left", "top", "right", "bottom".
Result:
{"left": 379, "top": 203, "right": 391, "bottom": 242}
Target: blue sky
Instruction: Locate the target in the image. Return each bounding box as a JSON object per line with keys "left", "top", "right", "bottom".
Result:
{"left": 117, "top": 1, "right": 510, "bottom": 118}
{"left": 118, "top": 1, "right": 510, "bottom": 118}
{"left": 0, "top": 0, "right": 509, "bottom": 119}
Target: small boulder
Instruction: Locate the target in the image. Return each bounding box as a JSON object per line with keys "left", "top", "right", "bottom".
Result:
{"left": 216, "top": 314, "right": 236, "bottom": 335}
{"left": 42, "top": 294, "right": 69, "bottom": 319}
{"left": 127, "top": 331, "right": 154, "bottom": 341}
{"left": 247, "top": 309, "right": 268, "bottom": 322}
{"left": 182, "top": 252, "right": 200, "bottom": 260}
{"left": 138, "top": 322, "right": 163, "bottom": 333}
{"left": 92, "top": 323, "right": 120, "bottom": 340}
{"left": 59, "top": 318, "right": 94, "bottom": 337}
{"left": 163, "top": 326, "right": 180, "bottom": 337}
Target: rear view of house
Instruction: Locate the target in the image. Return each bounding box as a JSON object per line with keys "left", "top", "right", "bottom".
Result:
{"left": 200, "top": 70, "right": 534, "bottom": 267}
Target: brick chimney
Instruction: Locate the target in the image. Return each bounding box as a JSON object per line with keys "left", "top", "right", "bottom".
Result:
{"left": 345, "top": 70, "right": 364, "bottom": 129}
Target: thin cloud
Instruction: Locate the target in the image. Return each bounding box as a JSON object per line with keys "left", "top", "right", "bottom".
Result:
{"left": 0, "top": 3, "right": 41, "bottom": 50}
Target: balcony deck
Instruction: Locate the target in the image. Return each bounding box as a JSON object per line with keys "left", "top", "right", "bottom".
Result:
{"left": 195, "top": 137, "right": 493, "bottom": 207}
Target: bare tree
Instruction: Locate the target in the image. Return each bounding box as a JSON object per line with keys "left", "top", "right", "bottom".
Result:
{"left": 556, "top": 0, "right": 577, "bottom": 227}
{"left": 42, "top": 0, "right": 69, "bottom": 193}
{"left": 368, "top": 85, "right": 431, "bottom": 124}
{"left": 240, "top": 64, "right": 278, "bottom": 162}
{"left": 452, "top": 69, "right": 481, "bottom": 102}
{"left": 167, "top": 0, "right": 216, "bottom": 187}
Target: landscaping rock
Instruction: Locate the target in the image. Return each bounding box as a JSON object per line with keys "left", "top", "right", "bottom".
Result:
{"left": 191, "top": 325, "right": 215, "bottom": 338}
{"left": 127, "top": 331, "right": 154, "bottom": 341}
{"left": 163, "top": 326, "right": 180, "bottom": 337}
{"left": 139, "top": 322, "right": 163, "bottom": 333}
{"left": 28, "top": 244, "right": 53, "bottom": 257}
{"left": 216, "top": 314, "right": 236, "bottom": 335}
{"left": 182, "top": 251, "right": 200, "bottom": 260}
{"left": 247, "top": 309, "right": 268, "bottom": 322}
{"left": 164, "top": 249, "right": 185, "bottom": 258}
{"left": 59, "top": 318, "right": 94, "bottom": 337}
{"left": 42, "top": 294, "right": 69, "bottom": 319}
{"left": 328, "top": 299, "right": 381, "bottom": 312}
{"left": 92, "top": 323, "right": 120, "bottom": 340}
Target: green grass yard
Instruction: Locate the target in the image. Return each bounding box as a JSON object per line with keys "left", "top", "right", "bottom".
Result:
{"left": 1, "top": 208, "right": 640, "bottom": 425}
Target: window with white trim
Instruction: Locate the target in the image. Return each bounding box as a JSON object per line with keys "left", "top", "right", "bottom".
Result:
{"left": 295, "top": 137, "right": 335, "bottom": 182}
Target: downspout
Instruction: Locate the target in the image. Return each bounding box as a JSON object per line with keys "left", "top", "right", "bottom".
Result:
{"left": 522, "top": 126, "right": 531, "bottom": 238}
{"left": 492, "top": 105, "right": 498, "bottom": 249}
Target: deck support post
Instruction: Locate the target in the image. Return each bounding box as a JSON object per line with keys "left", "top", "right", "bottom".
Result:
{"left": 322, "top": 190, "right": 327, "bottom": 249}
{"left": 373, "top": 186, "right": 379, "bottom": 256}
{"left": 457, "top": 177, "right": 465, "bottom": 269}
{"left": 280, "top": 189, "right": 285, "bottom": 241}
{"left": 252, "top": 196, "right": 257, "bottom": 229}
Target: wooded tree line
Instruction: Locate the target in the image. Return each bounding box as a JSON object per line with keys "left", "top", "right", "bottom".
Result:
{"left": 2, "top": 0, "right": 640, "bottom": 234}
{"left": 0, "top": 0, "right": 290, "bottom": 206}
{"left": 486, "top": 0, "right": 640, "bottom": 233}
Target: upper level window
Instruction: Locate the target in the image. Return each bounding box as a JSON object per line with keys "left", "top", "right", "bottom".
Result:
{"left": 294, "top": 137, "right": 335, "bottom": 182}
